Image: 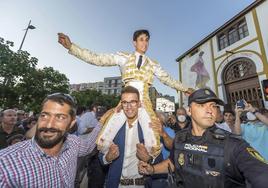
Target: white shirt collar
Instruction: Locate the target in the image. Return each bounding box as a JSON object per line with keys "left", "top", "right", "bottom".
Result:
{"left": 134, "top": 51, "right": 146, "bottom": 58}
{"left": 126, "top": 118, "right": 138, "bottom": 129}
{"left": 134, "top": 52, "right": 146, "bottom": 66}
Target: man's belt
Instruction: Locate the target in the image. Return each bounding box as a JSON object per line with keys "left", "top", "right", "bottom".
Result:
{"left": 120, "top": 177, "right": 145, "bottom": 185}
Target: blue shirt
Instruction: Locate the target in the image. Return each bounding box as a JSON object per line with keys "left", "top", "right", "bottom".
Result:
{"left": 161, "top": 126, "right": 175, "bottom": 160}
{"left": 77, "top": 111, "right": 99, "bottom": 135}
{"left": 241, "top": 121, "right": 268, "bottom": 161}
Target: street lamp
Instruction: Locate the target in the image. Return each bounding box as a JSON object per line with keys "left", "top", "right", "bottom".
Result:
{"left": 18, "top": 20, "right": 36, "bottom": 51}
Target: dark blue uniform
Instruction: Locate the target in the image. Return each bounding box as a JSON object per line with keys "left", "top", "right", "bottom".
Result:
{"left": 170, "top": 124, "right": 268, "bottom": 188}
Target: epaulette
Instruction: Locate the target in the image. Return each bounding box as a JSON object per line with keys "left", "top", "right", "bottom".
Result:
{"left": 117, "top": 51, "right": 131, "bottom": 57}
{"left": 229, "top": 133, "right": 243, "bottom": 140}
{"left": 210, "top": 127, "right": 229, "bottom": 140}
{"left": 149, "top": 58, "right": 159, "bottom": 65}
{"left": 211, "top": 126, "right": 242, "bottom": 140}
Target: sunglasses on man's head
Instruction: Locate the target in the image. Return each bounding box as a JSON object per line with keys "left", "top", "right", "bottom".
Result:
{"left": 47, "top": 93, "right": 77, "bottom": 106}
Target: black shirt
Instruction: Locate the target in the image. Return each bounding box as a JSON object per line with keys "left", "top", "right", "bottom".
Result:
{"left": 169, "top": 125, "right": 268, "bottom": 188}
{"left": 0, "top": 125, "right": 25, "bottom": 149}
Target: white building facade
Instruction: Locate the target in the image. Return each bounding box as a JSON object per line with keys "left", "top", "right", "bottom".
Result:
{"left": 70, "top": 76, "right": 122, "bottom": 96}
{"left": 177, "top": 0, "right": 268, "bottom": 109}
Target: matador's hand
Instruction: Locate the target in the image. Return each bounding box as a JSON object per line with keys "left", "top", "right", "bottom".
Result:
{"left": 185, "top": 88, "right": 195, "bottom": 96}
{"left": 58, "top": 33, "right": 72, "bottom": 50}
{"left": 105, "top": 143, "right": 120, "bottom": 162}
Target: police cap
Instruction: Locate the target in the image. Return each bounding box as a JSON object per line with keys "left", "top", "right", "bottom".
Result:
{"left": 188, "top": 88, "right": 224, "bottom": 106}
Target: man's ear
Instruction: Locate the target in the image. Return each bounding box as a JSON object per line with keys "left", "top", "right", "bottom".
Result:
{"left": 133, "top": 41, "right": 137, "bottom": 48}
{"left": 185, "top": 106, "right": 191, "bottom": 116}
{"left": 138, "top": 100, "right": 141, "bottom": 108}
{"left": 69, "top": 118, "right": 77, "bottom": 129}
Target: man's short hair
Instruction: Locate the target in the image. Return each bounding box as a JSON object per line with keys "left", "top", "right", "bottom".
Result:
{"left": 42, "top": 93, "right": 77, "bottom": 118}
{"left": 133, "top": 29, "right": 150, "bottom": 41}
{"left": 90, "top": 103, "right": 98, "bottom": 111}
{"left": 76, "top": 106, "right": 86, "bottom": 116}
{"left": 28, "top": 117, "right": 38, "bottom": 124}
{"left": 121, "top": 86, "right": 140, "bottom": 100}
{"left": 223, "top": 110, "right": 235, "bottom": 116}
{"left": 16, "top": 110, "right": 25, "bottom": 115}
{"left": 176, "top": 107, "right": 186, "bottom": 113}
{"left": 2, "top": 109, "right": 16, "bottom": 117}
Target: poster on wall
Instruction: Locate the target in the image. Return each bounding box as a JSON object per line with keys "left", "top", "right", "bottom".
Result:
{"left": 190, "top": 51, "right": 210, "bottom": 88}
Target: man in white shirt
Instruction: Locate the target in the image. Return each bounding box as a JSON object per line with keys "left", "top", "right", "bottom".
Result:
{"left": 217, "top": 109, "right": 235, "bottom": 133}
{"left": 98, "top": 86, "right": 160, "bottom": 188}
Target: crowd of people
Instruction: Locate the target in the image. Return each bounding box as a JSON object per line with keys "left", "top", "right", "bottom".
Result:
{"left": 0, "top": 28, "right": 268, "bottom": 188}
{"left": 1, "top": 87, "right": 268, "bottom": 188}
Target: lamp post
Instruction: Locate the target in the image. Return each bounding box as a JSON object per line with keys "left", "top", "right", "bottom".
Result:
{"left": 18, "top": 20, "right": 36, "bottom": 51}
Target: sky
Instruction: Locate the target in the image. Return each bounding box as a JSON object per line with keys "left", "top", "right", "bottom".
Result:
{"left": 0, "top": 0, "right": 254, "bottom": 102}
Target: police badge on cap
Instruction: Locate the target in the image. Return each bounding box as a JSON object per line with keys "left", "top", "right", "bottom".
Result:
{"left": 188, "top": 88, "right": 225, "bottom": 106}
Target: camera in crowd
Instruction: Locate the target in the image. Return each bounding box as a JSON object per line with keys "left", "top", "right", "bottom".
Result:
{"left": 236, "top": 99, "right": 245, "bottom": 109}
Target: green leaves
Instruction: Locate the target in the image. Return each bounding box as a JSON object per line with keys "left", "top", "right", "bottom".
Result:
{"left": 72, "top": 89, "right": 120, "bottom": 109}
{"left": 0, "top": 38, "right": 69, "bottom": 112}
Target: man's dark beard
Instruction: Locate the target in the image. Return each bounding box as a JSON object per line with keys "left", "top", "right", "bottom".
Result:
{"left": 34, "top": 127, "right": 67, "bottom": 149}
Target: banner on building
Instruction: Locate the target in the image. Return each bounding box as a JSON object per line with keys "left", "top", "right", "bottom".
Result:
{"left": 156, "top": 98, "right": 175, "bottom": 112}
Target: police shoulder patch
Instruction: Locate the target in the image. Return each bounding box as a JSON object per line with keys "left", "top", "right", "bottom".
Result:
{"left": 246, "top": 147, "right": 267, "bottom": 164}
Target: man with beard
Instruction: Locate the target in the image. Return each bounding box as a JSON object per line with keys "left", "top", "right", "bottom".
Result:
{"left": 0, "top": 93, "right": 100, "bottom": 187}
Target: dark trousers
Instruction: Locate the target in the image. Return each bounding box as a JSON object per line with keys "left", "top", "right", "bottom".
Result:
{"left": 87, "top": 149, "right": 107, "bottom": 188}
{"left": 74, "top": 155, "right": 90, "bottom": 188}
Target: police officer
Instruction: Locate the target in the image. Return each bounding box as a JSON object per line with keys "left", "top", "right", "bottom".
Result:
{"left": 138, "top": 88, "right": 268, "bottom": 188}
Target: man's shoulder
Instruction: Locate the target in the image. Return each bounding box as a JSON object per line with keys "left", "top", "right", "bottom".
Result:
{"left": 117, "top": 51, "right": 132, "bottom": 58}
{"left": 164, "top": 126, "right": 174, "bottom": 132}
{"left": 13, "top": 126, "right": 26, "bottom": 134}
{"left": 243, "top": 121, "right": 267, "bottom": 128}
{"left": 164, "top": 127, "right": 175, "bottom": 138}
{"left": 211, "top": 126, "right": 242, "bottom": 141}
{"left": 174, "top": 126, "right": 191, "bottom": 142}
{"left": 66, "top": 134, "right": 81, "bottom": 146}
{"left": 0, "top": 140, "right": 31, "bottom": 162}
{"left": 146, "top": 56, "right": 159, "bottom": 65}
{"left": 80, "top": 111, "right": 93, "bottom": 119}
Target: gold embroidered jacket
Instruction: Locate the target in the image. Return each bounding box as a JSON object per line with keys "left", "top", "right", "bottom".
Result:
{"left": 69, "top": 43, "right": 189, "bottom": 92}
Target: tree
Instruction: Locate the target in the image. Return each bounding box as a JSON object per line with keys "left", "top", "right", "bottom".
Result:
{"left": 0, "top": 37, "right": 69, "bottom": 112}
{"left": 72, "top": 89, "right": 120, "bottom": 109}
{"left": 16, "top": 67, "right": 69, "bottom": 112}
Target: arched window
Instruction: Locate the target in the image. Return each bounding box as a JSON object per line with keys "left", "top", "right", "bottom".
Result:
{"left": 223, "top": 58, "right": 257, "bottom": 84}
